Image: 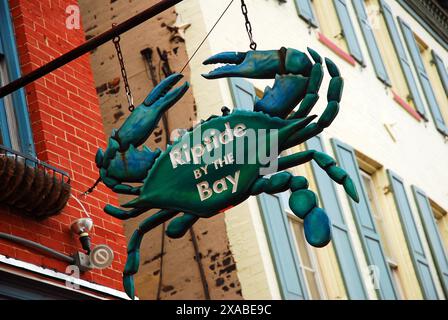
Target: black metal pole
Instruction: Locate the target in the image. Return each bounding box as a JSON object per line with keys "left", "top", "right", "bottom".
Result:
{"left": 0, "top": 0, "right": 185, "bottom": 98}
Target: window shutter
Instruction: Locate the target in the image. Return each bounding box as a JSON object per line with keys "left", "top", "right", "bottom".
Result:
{"left": 228, "top": 78, "right": 255, "bottom": 111}
{"left": 294, "top": 0, "right": 318, "bottom": 27}
{"left": 387, "top": 171, "right": 439, "bottom": 299}
{"left": 332, "top": 139, "right": 398, "bottom": 300}
{"left": 412, "top": 186, "right": 448, "bottom": 297}
{"left": 399, "top": 19, "right": 447, "bottom": 135}
{"left": 333, "top": 0, "right": 364, "bottom": 64}
{"left": 306, "top": 136, "right": 367, "bottom": 299}
{"left": 379, "top": 0, "right": 426, "bottom": 119}
{"left": 258, "top": 194, "right": 308, "bottom": 299}
{"left": 352, "top": 0, "right": 390, "bottom": 84}
{"left": 432, "top": 51, "right": 448, "bottom": 96}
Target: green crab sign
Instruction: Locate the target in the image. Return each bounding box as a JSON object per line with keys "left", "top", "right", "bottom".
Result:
{"left": 94, "top": 47, "right": 360, "bottom": 299}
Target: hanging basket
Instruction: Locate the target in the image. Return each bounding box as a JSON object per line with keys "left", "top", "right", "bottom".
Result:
{"left": 0, "top": 146, "right": 71, "bottom": 219}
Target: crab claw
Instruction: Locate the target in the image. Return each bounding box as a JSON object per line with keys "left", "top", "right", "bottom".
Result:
{"left": 202, "top": 48, "right": 313, "bottom": 80}
{"left": 255, "top": 74, "right": 309, "bottom": 118}
{"left": 115, "top": 73, "right": 190, "bottom": 151}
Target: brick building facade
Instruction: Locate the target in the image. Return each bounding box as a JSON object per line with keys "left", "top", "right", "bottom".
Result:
{"left": 0, "top": 0, "right": 128, "bottom": 299}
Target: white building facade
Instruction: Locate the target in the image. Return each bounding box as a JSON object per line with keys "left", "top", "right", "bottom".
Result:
{"left": 176, "top": 0, "right": 448, "bottom": 300}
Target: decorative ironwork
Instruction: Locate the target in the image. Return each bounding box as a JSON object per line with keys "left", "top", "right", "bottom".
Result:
{"left": 0, "top": 145, "right": 71, "bottom": 218}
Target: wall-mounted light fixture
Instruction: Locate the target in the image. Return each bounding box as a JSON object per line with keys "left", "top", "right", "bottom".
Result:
{"left": 70, "top": 218, "right": 93, "bottom": 254}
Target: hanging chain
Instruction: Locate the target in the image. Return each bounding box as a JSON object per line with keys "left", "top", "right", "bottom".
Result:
{"left": 112, "top": 24, "right": 135, "bottom": 112}
{"left": 240, "top": 0, "right": 257, "bottom": 50}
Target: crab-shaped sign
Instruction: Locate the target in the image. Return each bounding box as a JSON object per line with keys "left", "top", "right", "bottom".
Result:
{"left": 95, "top": 47, "right": 359, "bottom": 299}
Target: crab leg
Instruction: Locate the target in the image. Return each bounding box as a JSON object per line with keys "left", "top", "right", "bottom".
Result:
{"left": 103, "top": 204, "right": 149, "bottom": 220}
{"left": 277, "top": 150, "right": 359, "bottom": 203}
{"left": 283, "top": 57, "right": 343, "bottom": 149}
{"left": 165, "top": 213, "right": 200, "bottom": 239}
{"left": 250, "top": 172, "right": 331, "bottom": 247}
{"left": 123, "top": 209, "right": 179, "bottom": 299}
{"left": 288, "top": 48, "right": 324, "bottom": 119}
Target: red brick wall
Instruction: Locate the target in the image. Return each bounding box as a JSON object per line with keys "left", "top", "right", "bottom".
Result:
{"left": 0, "top": 0, "right": 127, "bottom": 292}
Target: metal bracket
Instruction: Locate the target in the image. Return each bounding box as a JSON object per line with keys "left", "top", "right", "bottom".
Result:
{"left": 73, "top": 251, "right": 93, "bottom": 272}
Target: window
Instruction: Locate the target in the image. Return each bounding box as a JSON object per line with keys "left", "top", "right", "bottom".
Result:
{"left": 0, "top": 52, "right": 19, "bottom": 149}
{"left": 313, "top": 0, "right": 350, "bottom": 53}
{"left": 364, "top": 0, "right": 407, "bottom": 93}
{"left": 361, "top": 171, "right": 405, "bottom": 299}
{"left": 388, "top": 172, "right": 440, "bottom": 299}
{"left": 352, "top": 0, "right": 390, "bottom": 84}
{"left": 306, "top": 136, "right": 367, "bottom": 299}
{"left": 0, "top": 0, "right": 35, "bottom": 155}
{"left": 430, "top": 201, "right": 448, "bottom": 255}
{"left": 372, "top": 0, "right": 427, "bottom": 120}
{"left": 413, "top": 187, "right": 448, "bottom": 296}
{"left": 332, "top": 138, "right": 399, "bottom": 299}
{"left": 289, "top": 217, "right": 325, "bottom": 299}
{"left": 399, "top": 19, "right": 447, "bottom": 134}
{"left": 279, "top": 191, "right": 327, "bottom": 300}
{"left": 416, "top": 39, "right": 448, "bottom": 133}
{"left": 295, "top": 0, "right": 364, "bottom": 65}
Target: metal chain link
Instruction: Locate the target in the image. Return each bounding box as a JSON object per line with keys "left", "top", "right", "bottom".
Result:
{"left": 112, "top": 24, "right": 135, "bottom": 112}
{"left": 241, "top": 0, "right": 257, "bottom": 50}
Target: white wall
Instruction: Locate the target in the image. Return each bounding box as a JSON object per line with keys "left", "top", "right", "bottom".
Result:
{"left": 177, "top": 0, "right": 448, "bottom": 299}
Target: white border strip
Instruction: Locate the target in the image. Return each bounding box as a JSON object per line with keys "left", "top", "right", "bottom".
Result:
{"left": 0, "top": 254, "right": 131, "bottom": 300}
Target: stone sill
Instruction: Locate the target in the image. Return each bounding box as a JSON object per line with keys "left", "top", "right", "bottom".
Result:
{"left": 317, "top": 32, "right": 357, "bottom": 66}
{"left": 391, "top": 90, "right": 423, "bottom": 122}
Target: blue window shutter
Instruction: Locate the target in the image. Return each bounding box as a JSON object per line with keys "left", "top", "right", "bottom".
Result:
{"left": 379, "top": 0, "right": 427, "bottom": 119}
{"left": 0, "top": 0, "right": 35, "bottom": 156}
{"left": 412, "top": 186, "right": 448, "bottom": 297}
{"left": 352, "top": 0, "right": 390, "bottom": 84}
{"left": 333, "top": 0, "right": 364, "bottom": 64}
{"left": 332, "top": 139, "right": 398, "bottom": 300}
{"left": 306, "top": 136, "right": 367, "bottom": 299}
{"left": 432, "top": 51, "right": 448, "bottom": 97}
{"left": 399, "top": 19, "right": 447, "bottom": 135}
{"left": 228, "top": 78, "right": 255, "bottom": 111}
{"left": 294, "top": 0, "right": 318, "bottom": 27}
{"left": 387, "top": 171, "right": 439, "bottom": 299}
{"left": 258, "top": 194, "right": 308, "bottom": 299}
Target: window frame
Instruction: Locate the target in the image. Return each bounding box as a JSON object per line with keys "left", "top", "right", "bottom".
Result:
{"left": 295, "top": 0, "right": 364, "bottom": 66}
{"left": 0, "top": 0, "right": 35, "bottom": 156}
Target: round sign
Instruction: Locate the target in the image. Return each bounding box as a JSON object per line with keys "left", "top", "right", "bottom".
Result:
{"left": 90, "top": 244, "right": 114, "bottom": 269}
